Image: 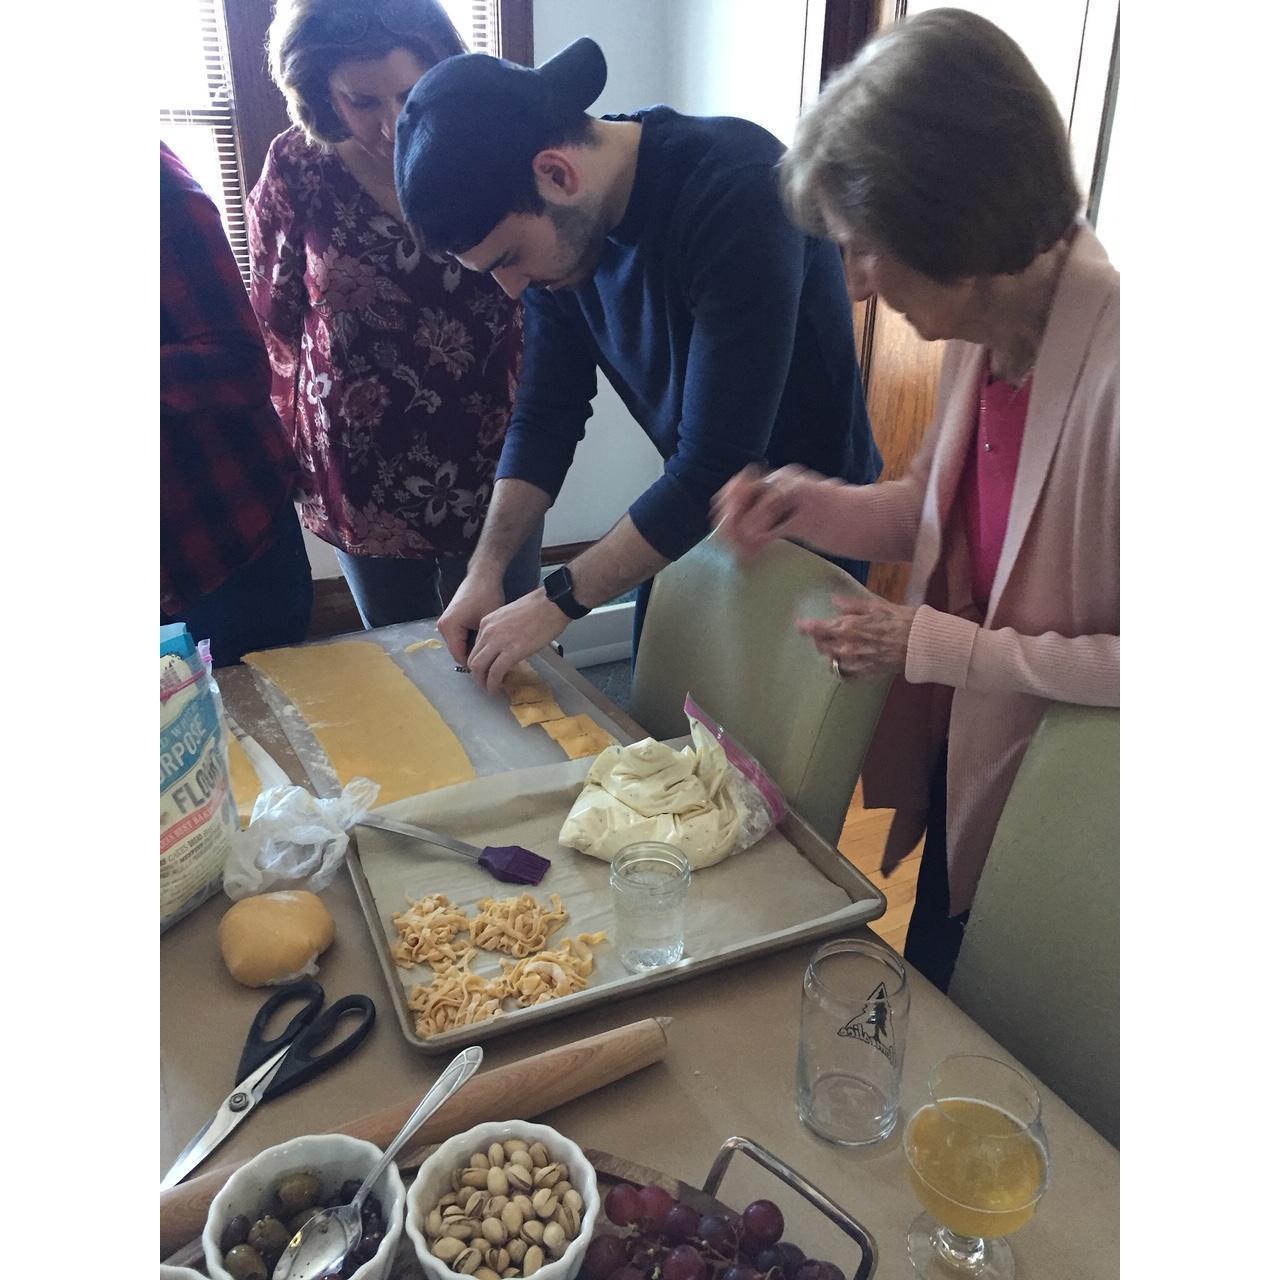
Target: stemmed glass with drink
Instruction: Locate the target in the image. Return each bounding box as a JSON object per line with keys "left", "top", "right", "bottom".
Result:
{"left": 903, "top": 1055, "right": 1050, "bottom": 1279}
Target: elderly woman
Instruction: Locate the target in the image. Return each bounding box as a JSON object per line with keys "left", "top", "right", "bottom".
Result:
{"left": 715, "top": 9, "right": 1118, "bottom": 992}
{"left": 247, "top": 0, "right": 539, "bottom": 629}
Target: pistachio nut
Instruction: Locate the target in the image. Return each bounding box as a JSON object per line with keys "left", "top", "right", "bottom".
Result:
{"left": 507, "top": 1148, "right": 534, "bottom": 1170}
{"left": 528, "top": 1142, "right": 549, "bottom": 1167}
{"left": 486, "top": 1195, "right": 510, "bottom": 1218}
{"left": 462, "top": 1169, "right": 490, "bottom": 1190}
{"left": 531, "top": 1188, "right": 558, "bottom": 1219}
{"left": 501, "top": 1203, "right": 524, "bottom": 1236}
{"left": 452, "top": 1168, "right": 465, "bottom": 1192}
{"left": 489, "top": 1142, "right": 507, "bottom": 1167}
{"left": 470, "top": 1152, "right": 492, "bottom": 1171}
{"left": 487, "top": 1166, "right": 510, "bottom": 1197}
{"left": 432, "top": 1237, "right": 467, "bottom": 1263}
{"left": 556, "top": 1205, "right": 581, "bottom": 1238}
{"left": 456, "top": 1246, "right": 484, "bottom": 1275}
{"left": 487, "top": 1246, "right": 511, "bottom": 1273}
{"left": 443, "top": 1205, "right": 469, "bottom": 1220}
{"left": 481, "top": 1217, "right": 509, "bottom": 1247}
{"left": 532, "top": 1165, "right": 559, "bottom": 1191}
{"left": 519, "top": 1220, "right": 544, "bottom": 1246}
{"left": 522, "top": 1245, "right": 545, "bottom": 1277}
{"left": 443, "top": 1220, "right": 475, "bottom": 1241}
{"left": 476, "top": 1268, "right": 502, "bottom": 1280}
{"left": 553, "top": 1181, "right": 573, "bottom": 1200}
{"left": 439, "top": 1191, "right": 460, "bottom": 1208}
{"left": 427, "top": 1208, "right": 445, "bottom": 1238}
{"left": 463, "top": 1190, "right": 488, "bottom": 1218}
{"left": 504, "top": 1271, "right": 520, "bottom": 1279}
{"left": 506, "top": 1165, "right": 534, "bottom": 1194}
{"left": 562, "top": 1189, "right": 584, "bottom": 1215}
{"left": 507, "top": 1239, "right": 528, "bottom": 1265}
{"left": 503, "top": 1138, "right": 529, "bottom": 1157}
{"left": 511, "top": 1195, "right": 534, "bottom": 1220}
{"left": 542, "top": 1222, "right": 567, "bottom": 1259}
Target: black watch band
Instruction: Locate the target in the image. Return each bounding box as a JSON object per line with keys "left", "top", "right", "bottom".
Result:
{"left": 543, "top": 565, "right": 591, "bottom": 620}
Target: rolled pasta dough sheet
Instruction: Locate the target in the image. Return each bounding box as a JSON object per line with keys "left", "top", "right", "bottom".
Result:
{"left": 244, "top": 640, "right": 476, "bottom": 804}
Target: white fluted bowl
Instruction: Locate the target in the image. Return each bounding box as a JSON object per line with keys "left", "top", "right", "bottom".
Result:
{"left": 203, "top": 1133, "right": 405, "bottom": 1280}
{"left": 407, "top": 1120, "right": 600, "bottom": 1280}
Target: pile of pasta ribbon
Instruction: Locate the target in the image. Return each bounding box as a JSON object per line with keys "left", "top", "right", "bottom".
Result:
{"left": 392, "top": 891, "right": 606, "bottom": 1037}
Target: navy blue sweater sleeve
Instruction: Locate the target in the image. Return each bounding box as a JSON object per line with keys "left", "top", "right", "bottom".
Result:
{"left": 627, "top": 163, "right": 808, "bottom": 560}
{"left": 494, "top": 291, "right": 598, "bottom": 500}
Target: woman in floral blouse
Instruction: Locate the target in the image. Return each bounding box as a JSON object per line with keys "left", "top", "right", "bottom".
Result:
{"left": 248, "top": 0, "right": 537, "bottom": 628}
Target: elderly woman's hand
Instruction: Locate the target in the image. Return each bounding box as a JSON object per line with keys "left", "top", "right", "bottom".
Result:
{"left": 712, "top": 464, "right": 818, "bottom": 561}
{"left": 798, "top": 593, "right": 918, "bottom": 679}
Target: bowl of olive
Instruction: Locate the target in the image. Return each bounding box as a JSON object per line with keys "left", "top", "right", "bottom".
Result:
{"left": 203, "top": 1133, "right": 405, "bottom": 1280}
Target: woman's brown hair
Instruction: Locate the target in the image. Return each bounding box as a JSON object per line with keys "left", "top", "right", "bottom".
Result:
{"left": 269, "top": 0, "right": 467, "bottom": 145}
{"left": 782, "top": 8, "right": 1080, "bottom": 282}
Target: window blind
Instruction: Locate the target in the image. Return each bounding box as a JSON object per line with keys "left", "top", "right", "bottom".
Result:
{"left": 442, "top": 0, "right": 499, "bottom": 53}
{"left": 159, "top": 0, "right": 249, "bottom": 282}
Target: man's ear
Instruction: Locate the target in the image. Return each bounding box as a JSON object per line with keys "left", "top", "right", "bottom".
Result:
{"left": 531, "top": 149, "right": 582, "bottom": 202}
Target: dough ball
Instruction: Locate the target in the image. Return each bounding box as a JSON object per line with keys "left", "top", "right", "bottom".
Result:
{"left": 218, "top": 891, "right": 335, "bottom": 987}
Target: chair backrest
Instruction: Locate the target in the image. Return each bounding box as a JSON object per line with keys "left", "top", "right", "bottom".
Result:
{"left": 949, "top": 703, "right": 1120, "bottom": 1146}
{"left": 631, "top": 537, "right": 892, "bottom": 845}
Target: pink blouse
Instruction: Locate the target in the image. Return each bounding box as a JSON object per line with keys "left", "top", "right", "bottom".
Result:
{"left": 959, "top": 370, "right": 1032, "bottom": 611}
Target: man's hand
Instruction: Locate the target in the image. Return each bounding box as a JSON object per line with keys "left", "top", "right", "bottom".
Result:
{"left": 797, "top": 594, "right": 917, "bottom": 679}
{"left": 467, "top": 588, "right": 570, "bottom": 694}
{"left": 438, "top": 571, "right": 505, "bottom": 665}
{"left": 712, "top": 464, "right": 816, "bottom": 561}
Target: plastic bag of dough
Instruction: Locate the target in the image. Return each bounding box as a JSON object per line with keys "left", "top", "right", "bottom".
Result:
{"left": 218, "top": 890, "right": 335, "bottom": 986}
{"left": 222, "top": 777, "right": 379, "bottom": 900}
{"left": 559, "top": 696, "right": 787, "bottom": 870}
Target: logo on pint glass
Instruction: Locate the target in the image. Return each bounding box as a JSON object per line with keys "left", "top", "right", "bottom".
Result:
{"left": 837, "top": 982, "right": 895, "bottom": 1062}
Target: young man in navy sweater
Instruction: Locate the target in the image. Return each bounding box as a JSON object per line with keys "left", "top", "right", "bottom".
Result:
{"left": 395, "top": 37, "right": 881, "bottom": 691}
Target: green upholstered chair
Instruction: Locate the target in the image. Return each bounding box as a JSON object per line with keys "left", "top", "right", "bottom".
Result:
{"left": 949, "top": 703, "right": 1120, "bottom": 1146}
{"left": 630, "top": 536, "right": 893, "bottom": 846}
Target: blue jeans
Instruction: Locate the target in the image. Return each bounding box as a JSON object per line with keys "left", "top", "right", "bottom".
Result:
{"left": 334, "top": 520, "right": 545, "bottom": 630}
{"left": 162, "top": 502, "right": 313, "bottom": 667}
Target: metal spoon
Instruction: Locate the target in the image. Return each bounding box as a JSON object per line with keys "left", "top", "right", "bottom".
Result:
{"left": 272, "top": 1045, "right": 484, "bottom": 1280}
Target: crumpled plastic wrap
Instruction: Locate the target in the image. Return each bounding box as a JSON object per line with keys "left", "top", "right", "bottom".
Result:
{"left": 222, "top": 777, "right": 380, "bottom": 900}
{"left": 559, "top": 700, "right": 786, "bottom": 870}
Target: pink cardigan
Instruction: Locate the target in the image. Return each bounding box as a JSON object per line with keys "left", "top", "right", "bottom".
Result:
{"left": 797, "top": 223, "right": 1119, "bottom": 913}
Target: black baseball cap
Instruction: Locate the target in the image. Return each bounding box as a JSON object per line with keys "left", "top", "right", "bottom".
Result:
{"left": 395, "top": 36, "right": 608, "bottom": 255}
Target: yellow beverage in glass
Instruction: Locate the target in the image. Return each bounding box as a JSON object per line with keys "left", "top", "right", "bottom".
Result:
{"left": 905, "top": 1098, "right": 1047, "bottom": 1240}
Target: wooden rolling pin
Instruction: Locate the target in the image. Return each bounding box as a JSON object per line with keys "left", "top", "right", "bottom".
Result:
{"left": 160, "top": 1016, "right": 670, "bottom": 1259}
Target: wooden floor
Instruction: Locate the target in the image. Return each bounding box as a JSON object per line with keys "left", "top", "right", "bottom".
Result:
{"left": 837, "top": 781, "right": 922, "bottom": 954}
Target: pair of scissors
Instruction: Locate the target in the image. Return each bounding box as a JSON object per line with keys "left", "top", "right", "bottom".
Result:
{"left": 161, "top": 979, "right": 376, "bottom": 1190}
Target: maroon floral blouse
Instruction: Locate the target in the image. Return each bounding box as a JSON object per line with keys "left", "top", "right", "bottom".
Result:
{"left": 246, "top": 127, "right": 521, "bottom": 558}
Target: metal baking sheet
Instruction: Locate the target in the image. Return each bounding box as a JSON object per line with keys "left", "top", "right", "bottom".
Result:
{"left": 244, "top": 624, "right": 636, "bottom": 799}
{"left": 347, "top": 749, "right": 887, "bottom": 1052}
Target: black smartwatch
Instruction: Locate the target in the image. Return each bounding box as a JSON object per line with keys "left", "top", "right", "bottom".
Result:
{"left": 543, "top": 565, "right": 592, "bottom": 619}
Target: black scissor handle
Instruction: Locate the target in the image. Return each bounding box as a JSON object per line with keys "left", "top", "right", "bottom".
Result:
{"left": 260, "top": 993, "right": 377, "bottom": 1103}
{"left": 237, "top": 979, "right": 325, "bottom": 1084}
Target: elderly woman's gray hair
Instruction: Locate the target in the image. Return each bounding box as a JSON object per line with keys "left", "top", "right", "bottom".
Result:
{"left": 268, "top": 0, "right": 467, "bottom": 145}
{"left": 782, "top": 8, "right": 1080, "bottom": 282}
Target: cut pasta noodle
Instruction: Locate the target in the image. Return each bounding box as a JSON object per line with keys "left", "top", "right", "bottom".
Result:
{"left": 392, "top": 889, "right": 606, "bottom": 1036}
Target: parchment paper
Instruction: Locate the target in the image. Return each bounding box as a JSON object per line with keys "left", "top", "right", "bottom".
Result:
{"left": 353, "top": 754, "right": 878, "bottom": 1049}
{"left": 247, "top": 625, "right": 634, "bottom": 799}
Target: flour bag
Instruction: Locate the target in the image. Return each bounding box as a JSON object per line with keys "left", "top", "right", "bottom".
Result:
{"left": 160, "top": 624, "right": 238, "bottom": 931}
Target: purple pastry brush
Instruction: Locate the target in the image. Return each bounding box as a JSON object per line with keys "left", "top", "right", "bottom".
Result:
{"left": 356, "top": 814, "right": 551, "bottom": 885}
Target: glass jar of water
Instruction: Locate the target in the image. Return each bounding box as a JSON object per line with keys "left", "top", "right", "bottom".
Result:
{"left": 609, "top": 842, "right": 691, "bottom": 973}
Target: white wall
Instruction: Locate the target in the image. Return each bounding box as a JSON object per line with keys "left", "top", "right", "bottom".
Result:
{"left": 664, "top": 0, "right": 810, "bottom": 145}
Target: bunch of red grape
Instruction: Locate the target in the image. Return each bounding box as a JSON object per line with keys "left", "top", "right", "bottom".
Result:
{"left": 580, "top": 1182, "right": 847, "bottom": 1280}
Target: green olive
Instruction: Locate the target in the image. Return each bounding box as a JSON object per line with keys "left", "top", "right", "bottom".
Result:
{"left": 247, "top": 1214, "right": 291, "bottom": 1262}
{"left": 220, "top": 1213, "right": 252, "bottom": 1253}
{"left": 289, "top": 1205, "right": 323, "bottom": 1235}
{"left": 223, "top": 1243, "right": 268, "bottom": 1280}
{"left": 275, "top": 1170, "right": 324, "bottom": 1216}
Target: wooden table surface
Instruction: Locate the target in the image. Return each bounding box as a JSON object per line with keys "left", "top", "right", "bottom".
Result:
{"left": 161, "top": 639, "right": 1119, "bottom": 1278}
